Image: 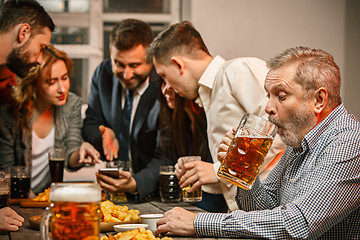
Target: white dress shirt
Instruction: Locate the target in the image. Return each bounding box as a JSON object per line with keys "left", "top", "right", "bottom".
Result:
{"left": 197, "top": 55, "right": 286, "bottom": 211}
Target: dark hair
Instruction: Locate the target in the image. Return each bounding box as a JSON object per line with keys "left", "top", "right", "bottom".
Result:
{"left": 110, "top": 18, "right": 153, "bottom": 51}
{"left": 146, "top": 21, "right": 210, "bottom": 65}
{"left": 0, "top": 0, "right": 55, "bottom": 34}
{"left": 159, "top": 89, "right": 208, "bottom": 162}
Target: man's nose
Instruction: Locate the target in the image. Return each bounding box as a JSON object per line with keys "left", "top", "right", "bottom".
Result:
{"left": 265, "top": 99, "right": 275, "bottom": 116}
{"left": 35, "top": 52, "right": 43, "bottom": 65}
{"left": 123, "top": 66, "right": 134, "bottom": 80}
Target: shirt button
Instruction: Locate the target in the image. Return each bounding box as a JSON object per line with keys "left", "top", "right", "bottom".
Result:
{"left": 290, "top": 178, "right": 294, "bottom": 183}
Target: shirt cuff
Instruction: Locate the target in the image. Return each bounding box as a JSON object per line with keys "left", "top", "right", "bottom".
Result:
{"left": 195, "top": 212, "right": 225, "bottom": 237}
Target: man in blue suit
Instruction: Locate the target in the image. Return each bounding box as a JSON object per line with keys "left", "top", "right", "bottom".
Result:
{"left": 82, "top": 19, "right": 161, "bottom": 201}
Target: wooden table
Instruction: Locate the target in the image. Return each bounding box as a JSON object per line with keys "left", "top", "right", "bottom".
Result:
{"left": 0, "top": 200, "right": 237, "bottom": 240}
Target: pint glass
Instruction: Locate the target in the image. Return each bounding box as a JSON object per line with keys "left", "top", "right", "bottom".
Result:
{"left": 217, "top": 113, "right": 277, "bottom": 190}
{"left": 180, "top": 156, "right": 202, "bottom": 202}
{"left": 41, "top": 182, "right": 101, "bottom": 240}
{"left": 159, "top": 166, "right": 182, "bottom": 203}
{"left": 48, "top": 148, "right": 65, "bottom": 183}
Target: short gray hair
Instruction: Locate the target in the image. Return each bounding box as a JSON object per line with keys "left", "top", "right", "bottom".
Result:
{"left": 267, "top": 46, "right": 341, "bottom": 107}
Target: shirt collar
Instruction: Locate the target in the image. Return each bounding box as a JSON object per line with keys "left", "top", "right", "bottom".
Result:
{"left": 198, "top": 55, "right": 226, "bottom": 89}
{"left": 302, "top": 103, "right": 345, "bottom": 150}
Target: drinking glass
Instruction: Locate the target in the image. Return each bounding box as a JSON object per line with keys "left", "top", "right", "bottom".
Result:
{"left": 0, "top": 170, "right": 10, "bottom": 208}
{"left": 179, "top": 156, "right": 202, "bottom": 202}
{"left": 159, "top": 166, "right": 181, "bottom": 203}
{"left": 106, "top": 160, "right": 129, "bottom": 203}
{"left": 40, "top": 182, "right": 101, "bottom": 240}
{"left": 48, "top": 147, "right": 65, "bottom": 183}
{"left": 217, "top": 113, "right": 277, "bottom": 190}
{"left": 10, "top": 166, "right": 31, "bottom": 199}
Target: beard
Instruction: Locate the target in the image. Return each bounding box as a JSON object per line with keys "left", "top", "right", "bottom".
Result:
{"left": 269, "top": 104, "right": 317, "bottom": 148}
{"left": 6, "top": 44, "right": 37, "bottom": 78}
{"left": 119, "top": 73, "right": 148, "bottom": 91}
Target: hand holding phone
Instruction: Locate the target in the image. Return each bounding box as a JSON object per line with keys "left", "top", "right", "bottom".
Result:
{"left": 98, "top": 168, "right": 119, "bottom": 179}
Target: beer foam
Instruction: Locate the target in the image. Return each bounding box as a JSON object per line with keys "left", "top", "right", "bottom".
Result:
{"left": 50, "top": 185, "right": 101, "bottom": 202}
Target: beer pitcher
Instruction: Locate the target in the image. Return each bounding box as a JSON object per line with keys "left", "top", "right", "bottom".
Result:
{"left": 40, "top": 182, "right": 101, "bottom": 240}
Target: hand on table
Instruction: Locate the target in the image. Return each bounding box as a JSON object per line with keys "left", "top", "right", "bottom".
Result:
{"left": 96, "top": 169, "right": 137, "bottom": 193}
{"left": 155, "top": 207, "right": 197, "bottom": 236}
{"left": 0, "top": 207, "right": 24, "bottom": 233}
{"left": 99, "top": 125, "right": 119, "bottom": 161}
{"left": 175, "top": 159, "right": 218, "bottom": 192}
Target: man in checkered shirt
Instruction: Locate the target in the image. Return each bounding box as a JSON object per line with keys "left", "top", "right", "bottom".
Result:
{"left": 155, "top": 46, "right": 360, "bottom": 239}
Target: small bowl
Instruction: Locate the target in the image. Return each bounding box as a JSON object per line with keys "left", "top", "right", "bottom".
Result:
{"left": 113, "top": 224, "right": 149, "bottom": 232}
{"left": 140, "top": 214, "right": 163, "bottom": 232}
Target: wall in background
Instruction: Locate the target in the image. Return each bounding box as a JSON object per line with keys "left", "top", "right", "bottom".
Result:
{"left": 182, "top": 0, "right": 359, "bottom": 119}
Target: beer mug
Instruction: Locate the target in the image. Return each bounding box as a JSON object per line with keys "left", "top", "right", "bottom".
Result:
{"left": 179, "top": 156, "right": 202, "bottom": 202}
{"left": 159, "top": 166, "right": 182, "bottom": 203}
{"left": 217, "top": 113, "right": 277, "bottom": 190}
{"left": 41, "top": 182, "right": 101, "bottom": 240}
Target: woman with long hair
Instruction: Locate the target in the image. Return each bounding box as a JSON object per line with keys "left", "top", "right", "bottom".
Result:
{"left": 0, "top": 45, "right": 100, "bottom": 194}
{"left": 159, "top": 82, "right": 228, "bottom": 212}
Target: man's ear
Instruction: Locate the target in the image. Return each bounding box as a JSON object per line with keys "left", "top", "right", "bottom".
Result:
{"left": 313, "top": 87, "right": 328, "bottom": 115}
{"left": 171, "top": 56, "right": 185, "bottom": 75}
{"left": 17, "top": 23, "right": 31, "bottom": 44}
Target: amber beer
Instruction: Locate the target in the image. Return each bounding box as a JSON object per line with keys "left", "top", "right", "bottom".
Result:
{"left": 218, "top": 113, "right": 277, "bottom": 190}
{"left": 180, "top": 156, "right": 202, "bottom": 202}
{"left": 41, "top": 183, "right": 101, "bottom": 240}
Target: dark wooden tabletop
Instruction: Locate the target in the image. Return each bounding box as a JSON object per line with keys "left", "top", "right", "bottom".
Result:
{"left": 0, "top": 200, "right": 239, "bottom": 240}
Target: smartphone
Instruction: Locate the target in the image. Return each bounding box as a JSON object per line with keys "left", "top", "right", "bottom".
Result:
{"left": 98, "top": 168, "right": 119, "bottom": 178}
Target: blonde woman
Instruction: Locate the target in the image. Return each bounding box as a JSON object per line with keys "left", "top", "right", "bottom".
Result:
{"left": 0, "top": 45, "right": 100, "bottom": 194}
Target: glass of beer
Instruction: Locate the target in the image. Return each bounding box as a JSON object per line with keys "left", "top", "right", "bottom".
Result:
{"left": 48, "top": 147, "right": 65, "bottom": 183}
{"left": 217, "top": 113, "right": 277, "bottom": 190}
{"left": 0, "top": 170, "right": 10, "bottom": 208}
{"left": 179, "top": 156, "right": 202, "bottom": 202}
{"left": 159, "top": 166, "right": 182, "bottom": 203}
{"left": 40, "top": 182, "right": 101, "bottom": 240}
{"left": 10, "top": 166, "right": 31, "bottom": 199}
{"left": 106, "top": 160, "right": 129, "bottom": 203}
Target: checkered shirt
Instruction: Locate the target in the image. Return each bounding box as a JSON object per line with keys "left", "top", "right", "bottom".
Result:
{"left": 195, "top": 103, "right": 360, "bottom": 239}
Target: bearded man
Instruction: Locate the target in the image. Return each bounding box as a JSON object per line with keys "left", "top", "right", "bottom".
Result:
{"left": 82, "top": 19, "right": 161, "bottom": 202}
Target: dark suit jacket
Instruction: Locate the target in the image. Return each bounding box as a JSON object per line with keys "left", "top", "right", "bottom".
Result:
{"left": 82, "top": 59, "right": 162, "bottom": 201}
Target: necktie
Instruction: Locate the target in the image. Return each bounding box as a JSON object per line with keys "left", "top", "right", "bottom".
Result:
{"left": 118, "top": 90, "right": 133, "bottom": 161}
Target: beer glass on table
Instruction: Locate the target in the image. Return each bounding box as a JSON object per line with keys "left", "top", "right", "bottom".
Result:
{"left": 217, "top": 113, "right": 277, "bottom": 190}
{"left": 40, "top": 182, "right": 101, "bottom": 240}
{"left": 106, "top": 160, "right": 129, "bottom": 203}
{"left": 179, "top": 156, "right": 202, "bottom": 202}
{"left": 48, "top": 147, "right": 65, "bottom": 183}
{"left": 10, "top": 166, "right": 31, "bottom": 199}
{"left": 159, "top": 166, "right": 182, "bottom": 203}
{"left": 0, "top": 170, "right": 10, "bottom": 208}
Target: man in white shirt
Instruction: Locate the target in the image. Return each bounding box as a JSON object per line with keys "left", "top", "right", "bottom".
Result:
{"left": 146, "top": 21, "right": 285, "bottom": 211}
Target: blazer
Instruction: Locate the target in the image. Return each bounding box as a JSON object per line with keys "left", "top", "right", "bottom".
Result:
{"left": 82, "top": 59, "right": 162, "bottom": 201}
{"left": 0, "top": 92, "right": 83, "bottom": 193}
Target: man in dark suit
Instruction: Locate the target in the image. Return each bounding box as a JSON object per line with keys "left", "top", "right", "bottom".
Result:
{"left": 82, "top": 19, "right": 161, "bottom": 201}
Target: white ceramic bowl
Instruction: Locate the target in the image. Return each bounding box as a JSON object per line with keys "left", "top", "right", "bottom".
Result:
{"left": 140, "top": 214, "right": 163, "bottom": 232}
{"left": 113, "top": 224, "right": 149, "bottom": 232}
